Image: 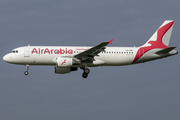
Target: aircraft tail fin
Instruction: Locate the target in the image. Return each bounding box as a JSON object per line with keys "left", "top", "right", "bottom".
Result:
{"left": 142, "top": 20, "right": 174, "bottom": 48}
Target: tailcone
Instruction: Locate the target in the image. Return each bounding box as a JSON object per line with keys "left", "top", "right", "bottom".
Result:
{"left": 170, "top": 49, "right": 178, "bottom": 55}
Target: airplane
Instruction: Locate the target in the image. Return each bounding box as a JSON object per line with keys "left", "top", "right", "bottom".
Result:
{"left": 3, "top": 20, "right": 178, "bottom": 78}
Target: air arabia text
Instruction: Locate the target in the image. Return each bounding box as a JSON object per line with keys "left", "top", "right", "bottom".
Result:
{"left": 31, "top": 48, "right": 73, "bottom": 54}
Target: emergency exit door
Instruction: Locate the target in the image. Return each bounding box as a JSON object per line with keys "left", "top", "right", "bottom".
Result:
{"left": 24, "top": 46, "right": 30, "bottom": 57}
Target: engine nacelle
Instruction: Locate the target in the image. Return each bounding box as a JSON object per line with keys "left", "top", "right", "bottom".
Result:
{"left": 56, "top": 57, "right": 81, "bottom": 67}
{"left": 54, "top": 67, "right": 78, "bottom": 74}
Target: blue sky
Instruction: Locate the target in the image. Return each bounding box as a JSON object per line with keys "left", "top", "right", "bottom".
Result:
{"left": 0, "top": 0, "right": 180, "bottom": 120}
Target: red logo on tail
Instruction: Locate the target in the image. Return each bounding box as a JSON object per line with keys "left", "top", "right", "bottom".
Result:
{"left": 132, "top": 21, "right": 174, "bottom": 64}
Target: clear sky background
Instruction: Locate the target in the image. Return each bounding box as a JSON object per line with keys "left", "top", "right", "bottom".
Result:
{"left": 0, "top": 0, "right": 180, "bottom": 120}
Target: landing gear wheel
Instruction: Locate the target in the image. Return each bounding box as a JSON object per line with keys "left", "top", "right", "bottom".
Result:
{"left": 82, "top": 72, "right": 88, "bottom": 78}
{"left": 25, "top": 65, "right": 29, "bottom": 76}
{"left": 84, "top": 68, "right": 90, "bottom": 74}
{"left": 24, "top": 71, "right": 29, "bottom": 75}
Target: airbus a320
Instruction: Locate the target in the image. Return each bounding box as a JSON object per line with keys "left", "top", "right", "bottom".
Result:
{"left": 3, "top": 20, "right": 178, "bottom": 78}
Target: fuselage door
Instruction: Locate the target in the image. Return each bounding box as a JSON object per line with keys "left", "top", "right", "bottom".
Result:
{"left": 24, "top": 45, "right": 30, "bottom": 57}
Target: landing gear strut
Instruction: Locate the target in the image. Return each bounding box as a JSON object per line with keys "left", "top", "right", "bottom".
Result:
{"left": 24, "top": 65, "right": 29, "bottom": 75}
{"left": 82, "top": 68, "right": 90, "bottom": 78}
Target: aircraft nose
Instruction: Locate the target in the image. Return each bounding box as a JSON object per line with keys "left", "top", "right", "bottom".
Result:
{"left": 3, "top": 54, "right": 9, "bottom": 62}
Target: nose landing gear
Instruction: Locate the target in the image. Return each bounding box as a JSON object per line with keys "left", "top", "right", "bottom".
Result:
{"left": 24, "top": 65, "right": 29, "bottom": 75}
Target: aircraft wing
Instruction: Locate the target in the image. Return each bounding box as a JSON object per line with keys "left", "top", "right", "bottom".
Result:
{"left": 74, "top": 39, "right": 113, "bottom": 61}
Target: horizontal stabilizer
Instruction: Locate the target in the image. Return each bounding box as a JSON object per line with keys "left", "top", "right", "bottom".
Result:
{"left": 155, "top": 47, "right": 176, "bottom": 54}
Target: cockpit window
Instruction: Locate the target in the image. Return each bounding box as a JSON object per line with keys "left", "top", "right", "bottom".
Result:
{"left": 11, "top": 50, "right": 18, "bottom": 53}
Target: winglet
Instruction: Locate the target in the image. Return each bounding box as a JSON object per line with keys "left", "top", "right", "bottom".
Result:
{"left": 108, "top": 39, "right": 113, "bottom": 44}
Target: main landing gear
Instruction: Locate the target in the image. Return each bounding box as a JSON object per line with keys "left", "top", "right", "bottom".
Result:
{"left": 82, "top": 68, "right": 90, "bottom": 78}
{"left": 24, "top": 65, "right": 29, "bottom": 75}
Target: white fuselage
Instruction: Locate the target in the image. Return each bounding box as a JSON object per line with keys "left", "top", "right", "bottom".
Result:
{"left": 3, "top": 46, "right": 177, "bottom": 67}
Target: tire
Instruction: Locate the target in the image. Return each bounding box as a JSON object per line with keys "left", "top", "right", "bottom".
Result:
{"left": 84, "top": 68, "right": 90, "bottom": 74}
{"left": 24, "top": 71, "right": 29, "bottom": 75}
{"left": 82, "top": 72, "right": 88, "bottom": 78}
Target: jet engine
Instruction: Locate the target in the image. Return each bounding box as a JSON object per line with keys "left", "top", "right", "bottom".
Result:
{"left": 56, "top": 57, "right": 81, "bottom": 67}
{"left": 54, "top": 67, "right": 78, "bottom": 74}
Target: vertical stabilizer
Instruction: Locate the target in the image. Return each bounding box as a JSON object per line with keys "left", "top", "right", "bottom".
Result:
{"left": 142, "top": 20, "right": 174, "bottom": 48}
{"left": 132, "top": 20, "right": 175, "bottom": 64}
